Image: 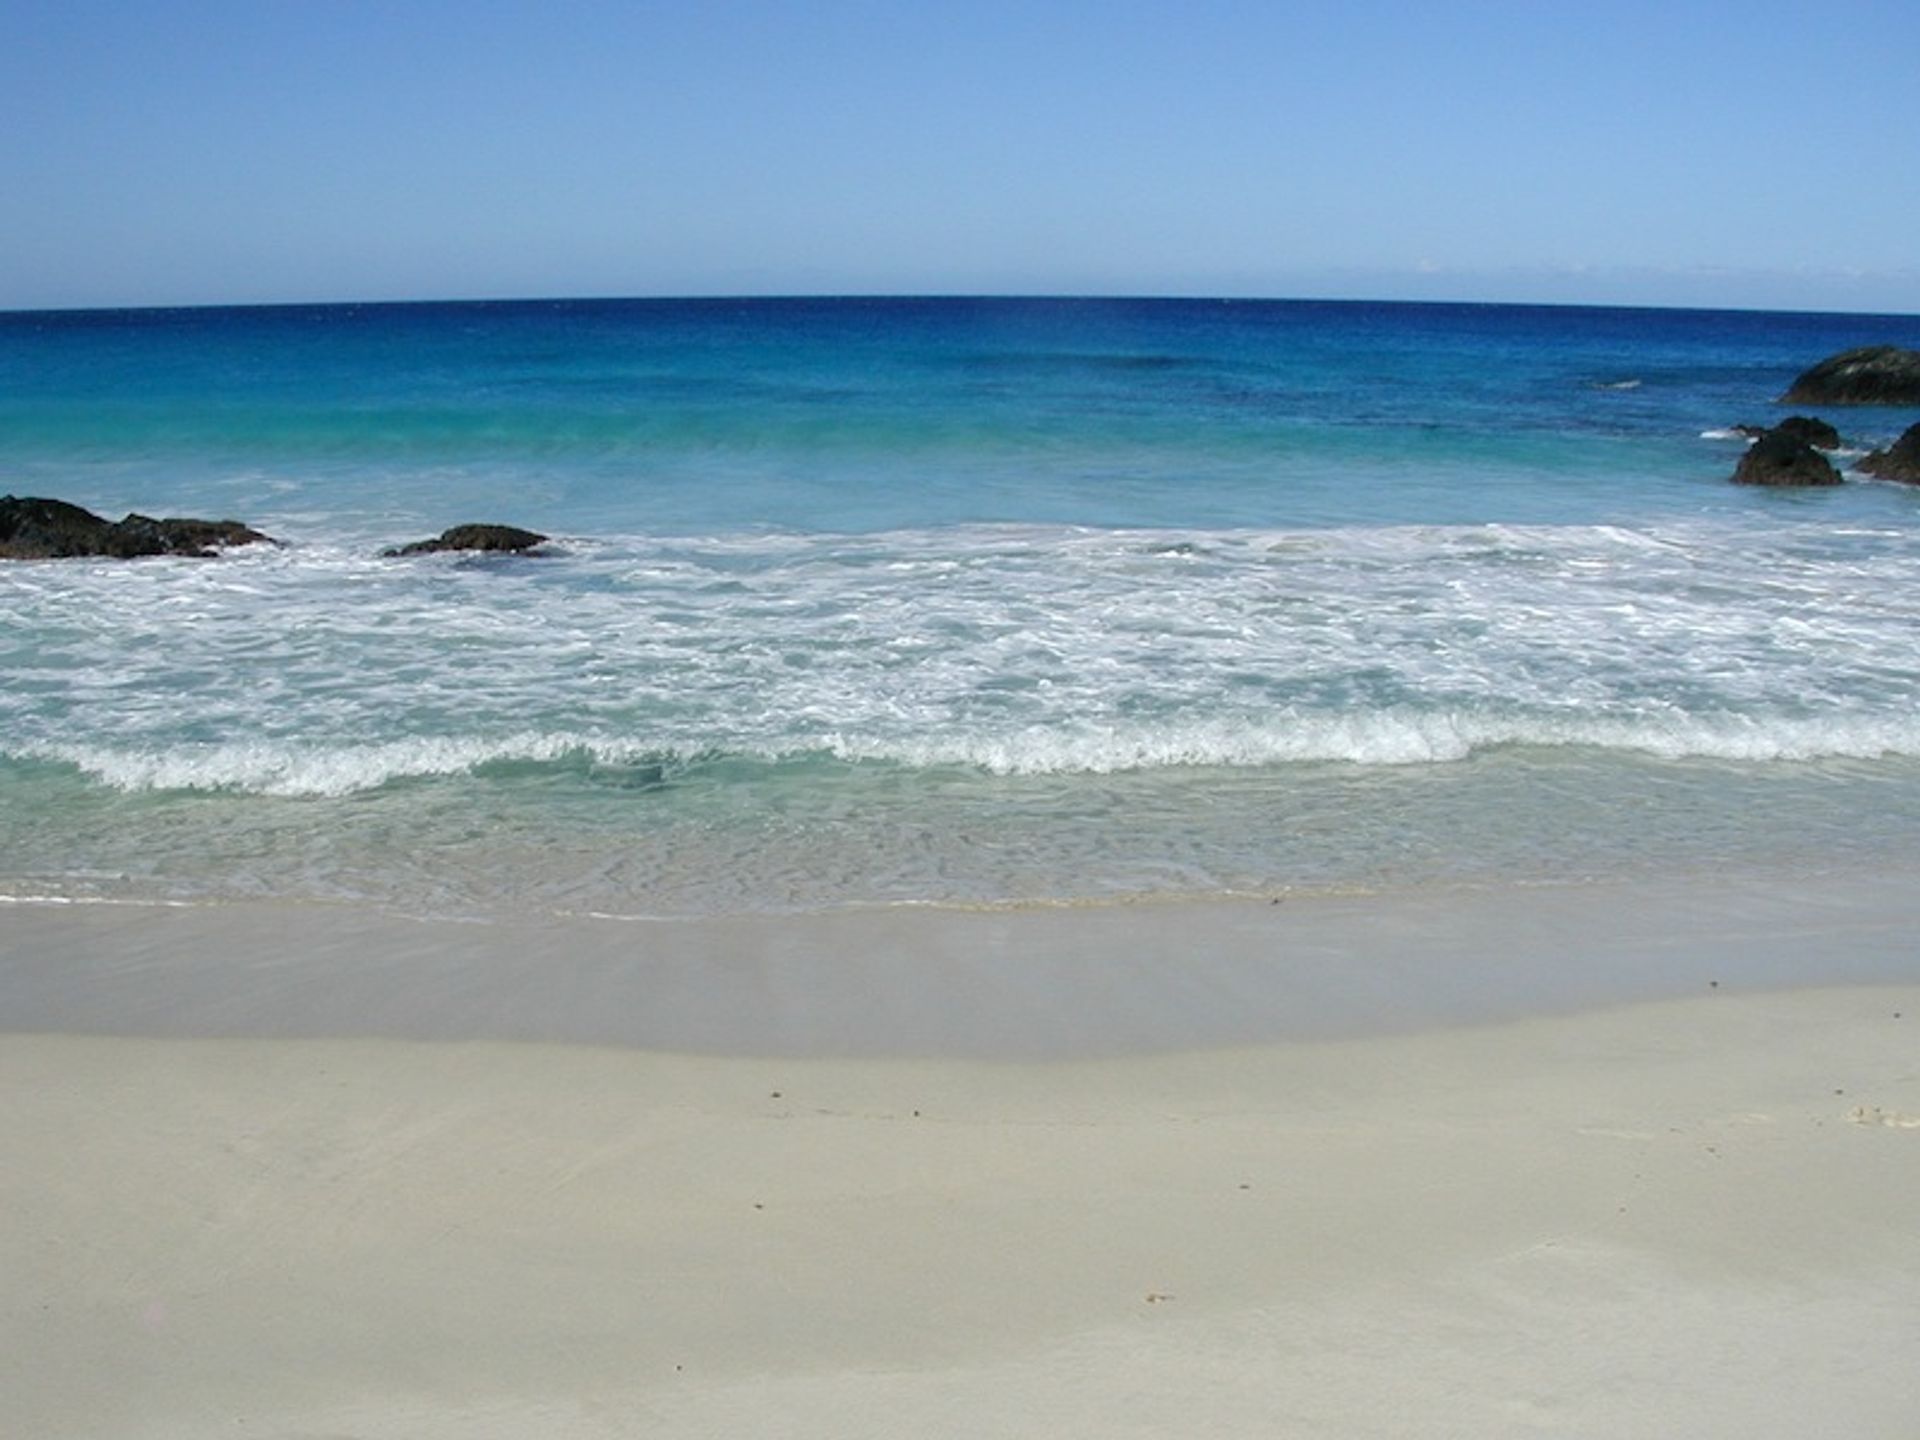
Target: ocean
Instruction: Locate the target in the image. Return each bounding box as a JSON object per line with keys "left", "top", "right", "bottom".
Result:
{"left": 3, "top": 296, "right": 1918, "bottom": 918}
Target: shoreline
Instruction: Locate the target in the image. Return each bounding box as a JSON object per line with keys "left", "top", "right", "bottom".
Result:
{"left": 5, "top": 867, "right": 1919, "bottom": 1057}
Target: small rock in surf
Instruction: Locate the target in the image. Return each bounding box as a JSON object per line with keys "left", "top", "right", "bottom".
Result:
{"left": 1732, "top": 415, "right": 1841, "bottom": 450}
{"left": 1730, "top": 429, "right": 1842, "bottom": 487}
{"left": 1856, "top": 423, "right": 1920, "bottom": 483}
{"left": 382, "top": 523, "right": 550, "bottom": 557}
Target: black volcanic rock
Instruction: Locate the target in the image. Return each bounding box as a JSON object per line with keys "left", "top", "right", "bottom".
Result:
{"left": 1857, "top": 423, "right": 1920, "bottom": 483}
{"left": 1731, "top": 429, "right": 1843, "bottom": 487}
{"left": 382, "top": 523, "right": 549, "bottom": 557}
{"left": 0, "top": 496, "right": 113, "bottom": 558}
{"left": 1780, "top": 346, "right": 1920, "bottom": 406}
{"left": 1772, "top": 415, "right": 1842, "bottom": 450}
{"left": 0, "top": 495, "right": 275, "bottom": 559}
{"left": 1733, "top": 416, "right": 1841, "bottom": 449}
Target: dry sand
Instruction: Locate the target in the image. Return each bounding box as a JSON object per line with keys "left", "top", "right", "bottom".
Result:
{"left": 4, "top": 878, "right": 1919, "bottom": 1437}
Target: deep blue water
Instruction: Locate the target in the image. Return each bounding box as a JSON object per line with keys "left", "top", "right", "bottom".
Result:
{"left": 3, "top": 296, "right": 1918, "bottom": 915}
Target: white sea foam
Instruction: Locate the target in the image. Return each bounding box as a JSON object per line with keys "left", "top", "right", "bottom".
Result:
{"left": 25, "top": 732, "right": 645, "bottom": 798}
{"left": 0, "top": 893, "right": 196, "bottom": 908}
{"left": 17, "top": 704, "right": 1920, "bottom": 797}
{"left": 7, "top": 516, "right": 1920, "bottom": 797}
{"left": 833, "top": 710, "right": 1920, "bottom": 773}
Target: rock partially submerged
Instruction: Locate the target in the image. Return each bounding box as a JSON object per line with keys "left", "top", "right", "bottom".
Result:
{"left": 1780, "top": 346, "right": 1920, "bottom": 406}
{"left": 1857, "top": 423, "right": 1920, "bottom": 483}
{"left": 382, "top": 524, "right": 549, "bottom": 557}
{"left": 1731, "top": 428, "right": 1842, "bottom": 487}
{"left": 1733, "top": 415, "right": 1841, "bottom": 450}
{"left": 0, "top": 495, "right": 275, "bottom": 559}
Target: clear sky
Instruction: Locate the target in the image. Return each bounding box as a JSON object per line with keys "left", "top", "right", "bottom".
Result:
{"left": 4, "top": 0, "right": 1917, "bottom": 312}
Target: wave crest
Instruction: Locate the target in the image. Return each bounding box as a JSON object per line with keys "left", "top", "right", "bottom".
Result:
{"left": 24, "top": 733, "right": 652, "bottom": 798}
{"left": 14, "top": 707, "right": 1920, "bottom": 797}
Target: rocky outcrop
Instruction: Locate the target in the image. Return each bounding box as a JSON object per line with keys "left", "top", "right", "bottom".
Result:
{"left": 1857, "top": 424, "right": 1920, "bottom": 483}
{"left": 382, "top": 523, "right": 549, "bottom": 557}
{"left": 1780, "top": 346, "right": 1920, "bottom": 406}
{"left": 1733, "top": 415, "right": 1841, "bottom": 450}
{"left": 0, "top": 495, "right": 275, "bottom": 559}
{"left": 1731, "top": 428, "right": 1842, "bottom": 487}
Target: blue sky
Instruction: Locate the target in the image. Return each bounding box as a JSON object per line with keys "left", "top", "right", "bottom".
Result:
{"left": 4, "top": 0, "right": 1917, "bottom": 312}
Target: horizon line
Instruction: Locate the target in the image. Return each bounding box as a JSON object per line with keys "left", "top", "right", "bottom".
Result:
{"left": 7, "top": 289, "right": 1919, "bottom": 322}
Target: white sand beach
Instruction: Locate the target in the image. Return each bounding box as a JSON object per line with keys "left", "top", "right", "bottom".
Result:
{"left": 5, "top": 878, "right": 1919, "bottom": 1438}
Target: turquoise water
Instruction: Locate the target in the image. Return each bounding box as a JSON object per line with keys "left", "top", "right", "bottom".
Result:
{"left": 3, "top": 297, "right": 1919, "bottom": 915}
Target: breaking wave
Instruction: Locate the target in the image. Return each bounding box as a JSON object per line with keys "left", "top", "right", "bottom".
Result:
{"left": 16, "top": 705, "right": 1920, "bottom": 797}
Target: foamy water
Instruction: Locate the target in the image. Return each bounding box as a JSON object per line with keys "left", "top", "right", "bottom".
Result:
{"left": 4, "top": 297, "right": 1919, "bottom": 913}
